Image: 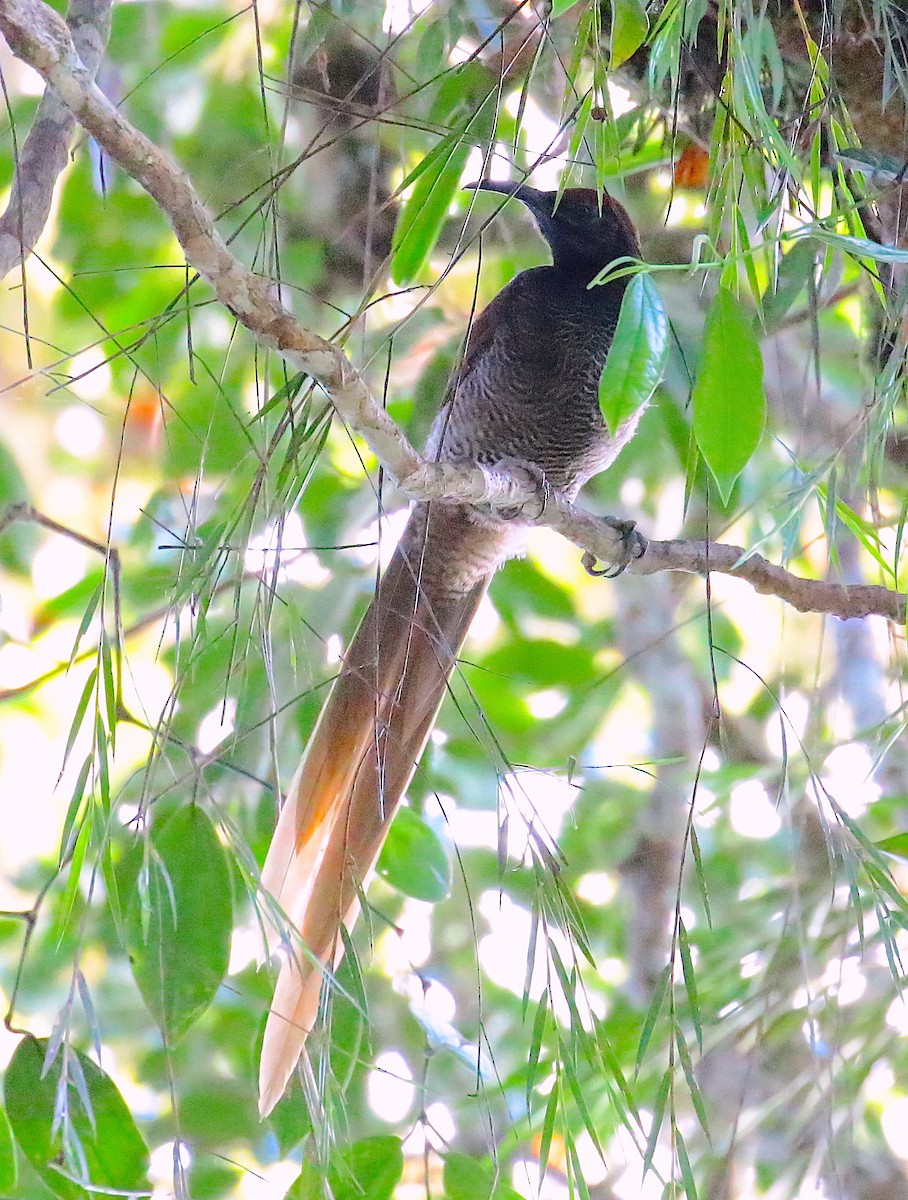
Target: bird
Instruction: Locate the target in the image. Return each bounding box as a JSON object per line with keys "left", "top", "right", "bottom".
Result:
{"left": 258, "top": 180, "right": 644, "bottom": 1116}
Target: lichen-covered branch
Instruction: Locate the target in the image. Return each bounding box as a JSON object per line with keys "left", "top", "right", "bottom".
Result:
{"left": 0, "top": 0, "right": 110, "bottom": 279}
{"left": 628, "top": 538, "right": 905, "bottom": 622}
{"left": 1, "top": 0, "right": 904, "bottom": 625}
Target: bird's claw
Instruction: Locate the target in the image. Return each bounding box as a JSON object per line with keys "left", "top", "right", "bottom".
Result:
{"left": 479, "top": 458, "right": 551, "bottom": 522}
{"left": 582, "top": 518, "right": 646, "bottom": 578}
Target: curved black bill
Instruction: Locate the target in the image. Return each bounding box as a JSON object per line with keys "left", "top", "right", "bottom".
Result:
{"left": 463, "top": 179, "right": 553, "bottom": 214}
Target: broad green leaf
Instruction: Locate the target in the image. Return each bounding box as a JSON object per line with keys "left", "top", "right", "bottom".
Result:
{"left": 611, "top": 0, "right": 649, "bottom": 67}
{"left": 334, "top": 1136, "right": 404, "bottom": 1200}
{"left": 4, "top": 1037, "right": 148, "bottom": 1200}
{"left": 691, "top": 287, "right": 766, "bottom": 503}
{"left": 598, "top": 273, "right": 668, "bottom": 435}
{"left": 391, "top": 126, "right": 472, "bottom": 285}
{"left": 288, "top": 1137, "right": 404, "bottom": 1200}
{"left": 550, "top": 0, "right": 583, "bottom": 15}
{"left": 445, "top": 1152, "right": 522, "bottom": 1200}
{"left": 445, "top": 1153, "right": 525, "bottom": 1200}
{"left": 377, "top": 807, "right": 452, "bottom": 902}
{"left": 0, "top": 1104, "right": 16, "bottom": 1193}
{"left": 125, "top": 805, "right": 232, "bottom": 1041}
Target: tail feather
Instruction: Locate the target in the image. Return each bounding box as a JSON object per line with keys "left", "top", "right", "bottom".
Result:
{"left": 259, "top": 506, "right": 498, "bottom": 1115}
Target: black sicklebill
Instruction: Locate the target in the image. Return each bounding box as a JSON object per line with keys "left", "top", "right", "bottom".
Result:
{"left": 258, "top": 180, "right": 644, "bottom": 1115}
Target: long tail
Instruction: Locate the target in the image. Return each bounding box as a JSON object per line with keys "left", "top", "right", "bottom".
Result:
{"left": 258, "top": 503, "right": 510, "bottom": 1116}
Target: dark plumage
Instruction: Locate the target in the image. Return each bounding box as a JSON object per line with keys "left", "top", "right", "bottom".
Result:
{"left": 258, "top": 183, "right": 643, "bottom": 1115}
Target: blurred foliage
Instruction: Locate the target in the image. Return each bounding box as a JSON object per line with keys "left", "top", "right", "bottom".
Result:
{"left": 1, "top": 1, "right": 908, "bottom": 1199}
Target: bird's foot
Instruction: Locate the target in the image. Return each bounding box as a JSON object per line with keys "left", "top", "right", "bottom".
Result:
{"left": 582, "top": 518, "right": 647, "bottom": 578}
{"left": 480, "top": 458, "right": 550, "bottom": 522}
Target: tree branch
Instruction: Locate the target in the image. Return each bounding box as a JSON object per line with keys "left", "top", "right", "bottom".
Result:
{"left": 0, "top": 0, "right": 110, "bottom": 279}
{"left": 2, "top": 0, "right": 904, "bottom": 625}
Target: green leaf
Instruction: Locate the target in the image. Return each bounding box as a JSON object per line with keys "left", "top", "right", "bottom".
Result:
{"left": 876, "top": 833, "right": 908, "bottom": 860}
{"left": 377, "top": 807, "right": 452, "bottom": 902}
{"left": 288, "top": 1137, "right": 404, "bottom": 1200}
{"left": 391, "top": 126, "right": 472, "bottom": 285}
{"left": 0, "top": 440, "right": 32, "bottom": 575}
{"left": 4, "top": 1036, "right": 148, "bottom": 1200}
{"left": 444, "top": 1153, "right": 495, "bottom": 1200}
{"left": 598, "top": 273, "right": 668, "bottom": 435}
{"left": 643, "top": 1067, "right": 671, "bottom": 1174}
{"left": 0, "top": 1104, "right": 16, "bottom": 1193}
{"left": 801, "top": 226, "right": 908, "bottom": 264}
{"left": 691, "top": 287, "right": 766, "bottom": 503}
{"left": 636, "top": 963, "right": 670, "bottom": 1075}
{"left": 550, "top": 0, "right": 583, "bottom": 15}
{"left": 334, "top": 1136, "right": 404, "bottom": 1200}
{"left": 761, "top": 239, "right": 817, "bottom": 329}
{"left": 125, "top": 805, "right": 232, "bottom": 1041}
{"left": 611, "top": 0, "right": 649, "bottom": 67}
{"left": 675, "top": 1127, "right": 698, "bottom": 1200}
{"left": 677, "top": 920, "right": 702, "bottom": 1051}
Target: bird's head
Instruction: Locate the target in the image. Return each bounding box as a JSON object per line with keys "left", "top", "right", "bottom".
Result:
{"left": 466, "top": 181, "right": 640, "bottom": 284}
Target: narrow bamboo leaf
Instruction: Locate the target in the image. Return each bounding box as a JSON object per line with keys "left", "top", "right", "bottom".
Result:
{"left": 677, "top": 920, "right": 702, "bottom": 1051}
{"left": 57, "top": 817, "right": 91, "bottom": 934}
{"left": 523, "top": 900, "right": 541, "bottom": 1015}
{"left": 611, "top": 0, "right": 649, "bottom": 67}
{"left": 559, "top": 92, "right": 594, "bottom": 196}
{"left": 58, "top": 754, "right": 92, "bottom": 866}
{"left": 563, "top": 1058, "right": 606, "bottom": 1158}
{"left": 63, "top": 580, "right": 102, "bottom": 663}
{"left": 691, "top": 287, "right": 766, "bottom": 503}
{"left": 565, "top": 1134, "right": 593, "bottom": 1200}
{"left": 636, "top": 964, "right": 671, "bottom": 1075}
{"left": 599, "top": 273, "right": 668, "bottom": 434}
{"left": 60, "top": 669, "right": 97, "bottom": 777}
{"left": 675, "top": 1128, "right": 698, "bottom": 1200}
{"left": 876, "top": 833, "right": 908, "bottom": 859}
{"left": 550, "top": 0, "right": 582, "bottom": 15}
{"left": 597, "top": 1030, "right": 643, "bottom": 1125}
{"left": 674, "top": 1026, "right": 710, "bottom": 1140}
{"left": 801, "top": 225, "right": 908, "bottom": 264}
{"left": 4, "top": 1036, "right": 148, "bottom": 1200}
{"left": 762, "top": 238, "right": 817, "bottom": 329}
{"left": 526, "top": 993, "right": 551, "bottom": 1108}
{"left": 537, "top": 1081, "right": 560, "bottom": 1187}
{"left": 94, "top": 714, "right": 109, "bottom": 812}
{"left": 99, "top": 632, "right": 117, "bottom": 748}
{"left": 688, "top": 827, "right": 712, "bottom": 929}
{"left": 377, "top": 807, "right": 452, "bottom": 901}
{"left": 391, "top": 125, "right": 472, "bottom": 285}
{"left": 0, "top": 1105, "right": 16, "bottom": 1193}
{"left": 551, "top": 874, "right": 596, "bottom": 968}
{"left": 643, "top": 1068, "right": 671, "bottom": 1174}
{"left": 819, "top": 486, "right": 896, "bottom": 580}
{"left": 835, "top": 146, "right": 908, "bottom": 184}
{"left": 125, "top": 805, "right": 232, "bottom": 1042}
{"left": 548, "top": 941, "right": 585, "bottom": 1034}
